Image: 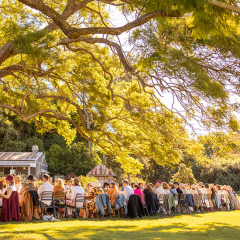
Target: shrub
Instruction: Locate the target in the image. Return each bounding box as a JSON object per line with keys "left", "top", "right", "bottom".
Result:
{"left": 171, "top": 163, "right": 197, "bottom": 184}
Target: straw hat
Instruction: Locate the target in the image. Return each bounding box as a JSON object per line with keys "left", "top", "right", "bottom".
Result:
{"left": 92, "top": 180, "right": 101, "bottom": 188}
{"left": 74, "top": 177, "right": 81, "bottom": 185}
{"left": 198, "top": 181, "right": 204, "bottom": 186}
{"left": 222, "top": 185, "right": 228, "bottom": 191}
{"left": 179, "top": 183, "right": 185, "bottom": 188}
{"left": 191, "top": 184, "right": 197, "bottom": 189}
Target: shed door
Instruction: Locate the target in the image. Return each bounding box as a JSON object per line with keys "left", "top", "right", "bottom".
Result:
{"left": 98, "top": 177, "right": 104, "bottom": 187}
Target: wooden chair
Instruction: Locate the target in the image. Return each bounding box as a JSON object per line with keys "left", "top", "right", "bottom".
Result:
{"left": 53, "top": 191, "right": 68, "bottom": 220}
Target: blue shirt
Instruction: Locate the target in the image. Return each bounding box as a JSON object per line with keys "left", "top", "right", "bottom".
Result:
{"left": 170, "top": 188, "right": 177, "bottom": 195}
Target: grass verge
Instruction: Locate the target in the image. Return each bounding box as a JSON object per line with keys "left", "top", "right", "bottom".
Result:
{"left": 0, "top": 210, "right": 239, "bottom": 240}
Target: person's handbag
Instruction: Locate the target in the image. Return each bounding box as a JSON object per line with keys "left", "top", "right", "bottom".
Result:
{"left": 89, "top": 212, "right": 94, "bottom": 218}
{"left": 79, "top": 209, "right": 88, "bottom": 218}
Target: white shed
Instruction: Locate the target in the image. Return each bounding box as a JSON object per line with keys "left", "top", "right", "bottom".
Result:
{"left": 0, "top": 145, "right": 49, "bottom": 179}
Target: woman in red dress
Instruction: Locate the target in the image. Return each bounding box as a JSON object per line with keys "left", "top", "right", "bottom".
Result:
{"left": 0, "top": 174, "right": 20, "bottom": 222}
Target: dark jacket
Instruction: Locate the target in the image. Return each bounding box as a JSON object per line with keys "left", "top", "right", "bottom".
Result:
{"left": 128, "top": 194, "right": 144, "bottom": 219}
{"left": 143, "top": 189, "right": 152, "bottom": 205}
{"left": 96, "top": 193, "right": 111, "bottom": 216}
{"left": 29, "top": 191, "right": 39, "bottom": 207}
{"left": 176, "top": 187, "right": 183, "bottom": 195}
{"left": 146, "top": 193, "right": 159, "bottom": 215}
{"left": 185, "top": 194, "right": 195, "bottom": 207}
{"left": 176, "top": 188, "right": 183, "bottom": 202}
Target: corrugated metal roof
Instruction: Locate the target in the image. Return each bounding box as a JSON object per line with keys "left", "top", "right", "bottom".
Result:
{"left": 87, "top": 164, "right": 116, "bottom": 176}
{"left": 0, "top": 152, "right": 42, "bottom": 161}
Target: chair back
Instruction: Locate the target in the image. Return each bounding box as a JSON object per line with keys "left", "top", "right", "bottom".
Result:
{"left": 158, "top": 193, "right": 165, "bottom": 204}
{"left": 54, "top": 191, "right": 65, "bottom": 200}
{"left": 173, "top": 193, "right": 179, "bottom": 205}
{"left": 41, "top": 191, "right": 53, "bottom": 201}
{"left": 179, "top": 194, "right": 186, "bottom": 204}
{"left": 202, "top": 194, "right": 208, "bottom": 202}
{"left": 75, "top": 193, "right": 85, "bottom": 208}
{"left": 54, "top": 191, "right": 66, "bottom": 206}
{"left": 206, "top": 193, "right": 212, "bottom": 200}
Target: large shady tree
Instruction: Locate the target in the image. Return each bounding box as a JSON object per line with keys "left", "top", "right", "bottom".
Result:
{"left": 0, "top": 0, "right": 239, "bottom": 172}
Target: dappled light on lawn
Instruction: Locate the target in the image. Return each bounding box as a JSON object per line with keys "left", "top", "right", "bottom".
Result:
{"left": 0, "top": 211, "right": 239, "bottom": 239}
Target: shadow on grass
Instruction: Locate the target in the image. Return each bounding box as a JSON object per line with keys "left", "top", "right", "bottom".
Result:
{"left": 0, "top": 211, "right": 239, "bottom": 239}
{"left": 0, "top": 220, "right": 239, "bottom": 240}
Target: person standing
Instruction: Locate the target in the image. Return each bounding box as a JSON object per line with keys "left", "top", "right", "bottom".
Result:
{"left": 14, "top": 175, "right": 22, "bottom": 194}
{"left": 0, "top": 174, "right": 20, "bottom": 222}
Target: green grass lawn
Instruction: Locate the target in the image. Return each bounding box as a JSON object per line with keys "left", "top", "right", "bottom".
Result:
{"left": 0, "top": 210, "right": 239, "bottom": 240}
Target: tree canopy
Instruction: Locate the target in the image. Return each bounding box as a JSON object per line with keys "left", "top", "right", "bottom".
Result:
{"left": 0, "top": 0, "right": 240, "bottom": 172}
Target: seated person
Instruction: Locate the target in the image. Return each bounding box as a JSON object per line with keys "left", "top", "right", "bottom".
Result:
{"left": 190, "top": 184, "right": 198, "bottom": 195}
{"left": 186, "top": 183, "right": 191, "bottom": 193}
{"left": 133, "top": 184, "right": 143, "bottom": 195}
{"left": 107, "top": 182, "right": 119, "bottom": 214}
{"left": 169, "top": 184, "right": 177, "bottom": 195}
{"left": 143, "top": 183, "right": 154, "bottom": 205}
{"left": 66, "top": 177, "right": 84, "bottom": 217}
{"left": 122, "top": 179, "right": 134, "bottom": 202}
{"left": 180, "top": 183, "right": 188, "bottom": 194}
{"left": 103, "top": 182, "right": 110, "bottom": 192}
{"left": 198, "top": 182, "right": 207, "bottom": 195}
{"left": 20, "top": 175, "right": 40, "bottom": 221}
{"left": 139, "top": 182, "right": 144, "bottom": 191}
{"left": 21, "top": 175, "right": 38, "bottom": 195}
{"left": 67, "top": 177, "right": 84, "bottom": 206}
{"left": 53, "top": 178, "right": 65, "bottom": 217}
{"left": 86, "top": 180, "right": 104, "bottom": 217}
{"left": 153, "top": 180, "right": 165, "bottom": 199}
{"left": 162, "top": 182, "right": 171, "bottom": 194}
{"left": 84, "top": 182, "right": 92, "bottom": 194}
{"left": 38, "top": 174, "right": 53, "bottom": 206}
{"left": 64, "top": 177, "right": 72, "bottom": 193}
{"left": 53, "top": 178, "right": 64, "bottom": 194}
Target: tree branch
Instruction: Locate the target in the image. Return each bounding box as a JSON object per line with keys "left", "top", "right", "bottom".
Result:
{"left": 70, "top": 10, "right": 180, "bottom": 38}
{"left": 208, "top": 0, "right": 240, "bottom": 14}
{"left": 0, "top": 65, "right": 24, "bottom": 78}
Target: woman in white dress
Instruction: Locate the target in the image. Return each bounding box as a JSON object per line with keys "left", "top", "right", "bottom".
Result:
{"left": 66, "top": 177, "right": 84, "bottom": 216}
